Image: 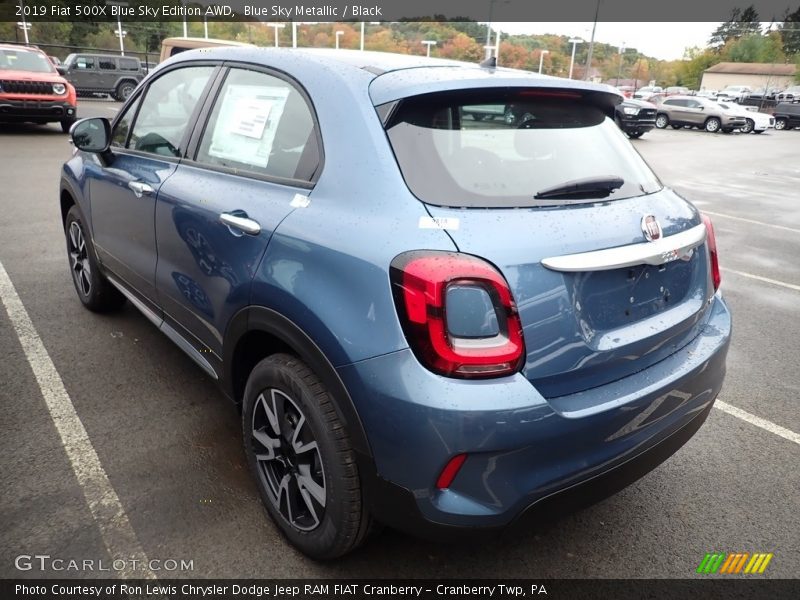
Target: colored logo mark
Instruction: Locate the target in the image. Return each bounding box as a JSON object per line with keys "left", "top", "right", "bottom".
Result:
{"left": 697, "top": 552, "right": 773, "bottom": 574}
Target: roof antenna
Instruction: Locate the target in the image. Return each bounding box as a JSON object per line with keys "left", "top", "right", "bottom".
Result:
{"left": 479, "top": 56, "right": 496, "bottom": 69}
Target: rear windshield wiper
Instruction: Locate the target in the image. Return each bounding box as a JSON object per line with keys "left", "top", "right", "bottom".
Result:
{"left": 534, "top": 176, "right": 624, "bottom": 200}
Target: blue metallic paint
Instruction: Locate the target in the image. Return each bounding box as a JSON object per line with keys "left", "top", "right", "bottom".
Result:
{"left": 59, "top": 47, "right": 732, "bottom": 540}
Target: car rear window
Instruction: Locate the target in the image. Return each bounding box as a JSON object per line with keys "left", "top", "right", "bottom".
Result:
{"left": 384, "top": 89, "right": 662, "bottom": 208}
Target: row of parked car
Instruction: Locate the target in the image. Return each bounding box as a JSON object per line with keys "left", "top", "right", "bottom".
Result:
{"left": 614, "top": 91, "right": 800, "bottom": 139}
{"left": 619, "top": 84, "right": 800, "bottom": 105}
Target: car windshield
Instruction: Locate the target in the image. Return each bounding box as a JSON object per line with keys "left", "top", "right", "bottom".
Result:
{"left": 384, "top": 89, "right": 663, "bottom": 208}
{"left": 0, "top": 49, "right": 55, "bottom": 73}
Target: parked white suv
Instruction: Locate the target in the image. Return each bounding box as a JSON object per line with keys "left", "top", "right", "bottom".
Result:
{"left": 716, "top": 85, "right": 753, "bottom": 103}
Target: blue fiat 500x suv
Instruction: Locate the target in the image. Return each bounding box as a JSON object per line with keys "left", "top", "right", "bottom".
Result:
{"left": 60, "top": 48, "right": 731, "bottom": 559}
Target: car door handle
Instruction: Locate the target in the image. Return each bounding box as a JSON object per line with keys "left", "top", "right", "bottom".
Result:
{"left": 220, "top": 213, "right": 261, "bottom": 236}
{"left": 128, "top": 181, "right": 154, "bottom": 198}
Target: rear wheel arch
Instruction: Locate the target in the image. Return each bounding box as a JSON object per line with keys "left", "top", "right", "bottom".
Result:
{"left": 223, "top": 306, "right": 373, "bottom": 460}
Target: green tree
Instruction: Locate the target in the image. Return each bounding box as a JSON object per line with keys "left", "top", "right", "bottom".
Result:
{"left": 722, "top": 31, "right": 785, "bottom": 62}
{"left": 710, "top": 5, "right": 763, "bottom": 50}
{"left": 779, "top": 7, "right": 800, "bottom": 55}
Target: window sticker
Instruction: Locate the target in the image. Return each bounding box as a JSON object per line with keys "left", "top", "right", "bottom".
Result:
{"left": 207, "top": 84, "right": 290, "bottom": 169}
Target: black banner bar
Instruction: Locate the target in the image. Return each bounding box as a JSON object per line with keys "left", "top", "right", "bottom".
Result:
{"left": 2, "top": 0, "right": 800, "bottom": 23}
{"left": 3, "top": 579, "right": 800, "bottom": 600}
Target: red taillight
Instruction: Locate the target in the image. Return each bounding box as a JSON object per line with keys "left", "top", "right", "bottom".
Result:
{"left": 436, "top": 453, "right": 467, "bottom": 489}
{"left": 390, "top": 251, "right": 525, "bottom": 378}
{"left": 701, "top": 214, "right": 721, "bottom": 291}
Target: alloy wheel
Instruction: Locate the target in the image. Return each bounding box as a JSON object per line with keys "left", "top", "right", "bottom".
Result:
{"left": 68, "top": 221, "right": 92, "bottom": 296}
{"left": 251, "top": 388, "right": 326, "bottom": 531}
{"left": 655, "top": 114, "right": 668, "bottom": 129}
{"left": 775, "top": 119, "right": 786, "bottom": 130}
{"left": 705, "top": 118, "right": 721, "bottom": 133}
{"left": 741, "top": 119, "right": 754, "bottom": 134}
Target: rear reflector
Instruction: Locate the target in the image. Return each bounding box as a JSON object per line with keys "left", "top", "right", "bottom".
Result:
{"left": 701, "top": 214, "right": 721, "bottom": 291}
{"left": 436, "top": 454, "right": 467, "bottom": 489}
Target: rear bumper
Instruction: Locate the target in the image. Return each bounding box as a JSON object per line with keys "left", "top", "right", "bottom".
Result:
{"left": 0, "top": 99, "right": 77, "bottom": 122}
{"left": 340, "top": 293, "right": 731, "bottom": 537}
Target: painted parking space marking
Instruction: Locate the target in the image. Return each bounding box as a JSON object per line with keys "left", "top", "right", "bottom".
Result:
{"left": 715, "top": 400, "right": 800, "bottom": 447}
{"left": 0, "top": 259, "right": 155, "bottom": 579}
{"left": 723, "top": 268, "right": 800, "bottom": 292}
{"left": 702, "top": 210, "right": 800, "bottom": 235}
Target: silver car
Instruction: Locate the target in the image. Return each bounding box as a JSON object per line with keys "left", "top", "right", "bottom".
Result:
{"left": 654, "top": 96, "right": 746, "bottom": 133}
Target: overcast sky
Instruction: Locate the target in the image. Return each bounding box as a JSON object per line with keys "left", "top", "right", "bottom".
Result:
{"left": 494, "top": 22, "right": 721, "bottom": 60}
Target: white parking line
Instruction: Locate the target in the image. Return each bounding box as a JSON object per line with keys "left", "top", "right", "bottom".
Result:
{"left": 0, "top": 260, "right": 154, "bottom": 579}
{"left": 702, "top": 210, "right": 800, "bottom": 235}
{"left": 715, "top": 400, "right": 800, "bottom": 447}
{"left": 723, "top": 268, "right": 800, "bottom": 292}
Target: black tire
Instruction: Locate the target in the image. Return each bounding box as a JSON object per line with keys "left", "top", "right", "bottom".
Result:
{"left": 753, "top": 130, "right": 764, "bottom": 134}
{"left": 115, "top": 81, "right": 136, "bottom": 102}
{"left": 60, "top": 117, "right": 76, "bottom": 134}
{"left": 64, "top": 205, "right": 126, "bottom": 312}
{"left": 704, "top": 117, "right": 721, "bottom": 133}
{"left": 670, "top": 124, "right": 682, "bottom": 129}
{"left": 655, "top": 113, "right": 669, "bottom": 129}
{"left": 740, "top": 119, "right": 754, "bottom": 134}
{"left": 242, "top": 354, "right": 373, "bottom": 560}
{"left": 774, "top": 118, "right": 787, "bottom": 131}
{"left": 627, "top": 131, "right": 644, "bottom": 139}
{"left": 471, "top": 113, "right": 485, "bottom": 121}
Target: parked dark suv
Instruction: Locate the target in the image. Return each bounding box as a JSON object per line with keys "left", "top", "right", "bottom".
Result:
{"left": 60, "top": 48, "right": 731, "bottom": 559}
{"left": 61, "top": 53, "right": 144, "bottom": 101}
{"left": 773, "top": 101, "right": 800, "bottom": 130}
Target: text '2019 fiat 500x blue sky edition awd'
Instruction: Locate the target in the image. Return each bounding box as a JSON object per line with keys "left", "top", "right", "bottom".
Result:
{"left": 60, "top": 48, "right": 731, "bottom": 559}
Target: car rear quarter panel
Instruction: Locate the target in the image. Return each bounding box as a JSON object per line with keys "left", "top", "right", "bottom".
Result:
{"left": 246, "top": 55, "right": 457, "bottom": 367}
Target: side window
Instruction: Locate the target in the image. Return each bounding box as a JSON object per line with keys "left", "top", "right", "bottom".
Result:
{"left": 195, "top": 68, "right": 319, "bottom": 182}
{"left": 99, "top": 58, "right": 117, "bottom": 71}
{"left": 128, "top": 66, "right": 214, "bottom": 158}
{"left": 119, "top": 58, "right": 139, "bottom": 71}
{"left": 75, "top": 56, "right": 95, "bottom": 70}
{"left": 111, "top": 95, "right": 142, "bottom": 148}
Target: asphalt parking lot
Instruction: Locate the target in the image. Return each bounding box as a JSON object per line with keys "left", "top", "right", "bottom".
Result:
{"left": 1, "top": 99, "right": 799, "bottom": 580}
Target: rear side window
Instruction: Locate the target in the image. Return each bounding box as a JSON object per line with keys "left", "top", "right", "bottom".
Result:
{"left": 119, "top": 58, "right": 139, "bottom": 71}
{"left": 384, "top": 90, "right": 662, "bottom": 208}
{"left": 99, "top": 58, "right": 117, "bottom": 70}
{"left": 195, "top": 68, "right": 319, "bottom": 182}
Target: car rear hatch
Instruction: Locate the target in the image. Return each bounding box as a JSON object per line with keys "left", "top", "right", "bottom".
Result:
{"left": 374, "top": 70, "right": 715, "bottom": 398}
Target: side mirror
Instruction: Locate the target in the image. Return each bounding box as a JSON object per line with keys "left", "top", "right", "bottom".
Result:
{"left": 70, "top": 117, "right": 111, "bottom": 153}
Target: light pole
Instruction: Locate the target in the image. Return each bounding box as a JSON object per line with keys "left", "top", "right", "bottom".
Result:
{"left": 360, "top": 21, "right": 380, "bottom": 51}
{"left": 335, "top": 30, "right": 344, "bottom": 50}
{"left": 584, "top": 0, "right": 601, "bottom": 80}
{"left": 203, "top": 17, "right": 208, "bottom": 39}
{"left": 17, "top": 0, "right": 30, "bottom": 44}
{"left": 568, "top": 38, "right": 582, "bottom": 79}
{"left": 616, "top": 43, "right": 626, "bottom": 86}
{"left": 538, "top": 49, "right": 549, "bottom": 74}
{"left": 181, "top": 0, "right": 188, "bottom": 37}
{"left": 421, "top": 40, "right": 437, "bottom": 58}
{"left": 106, "top": 1, "right": 129, "bottom": 56}
{"left": 268, "top": 23, "right": 285, "bottom": 47}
